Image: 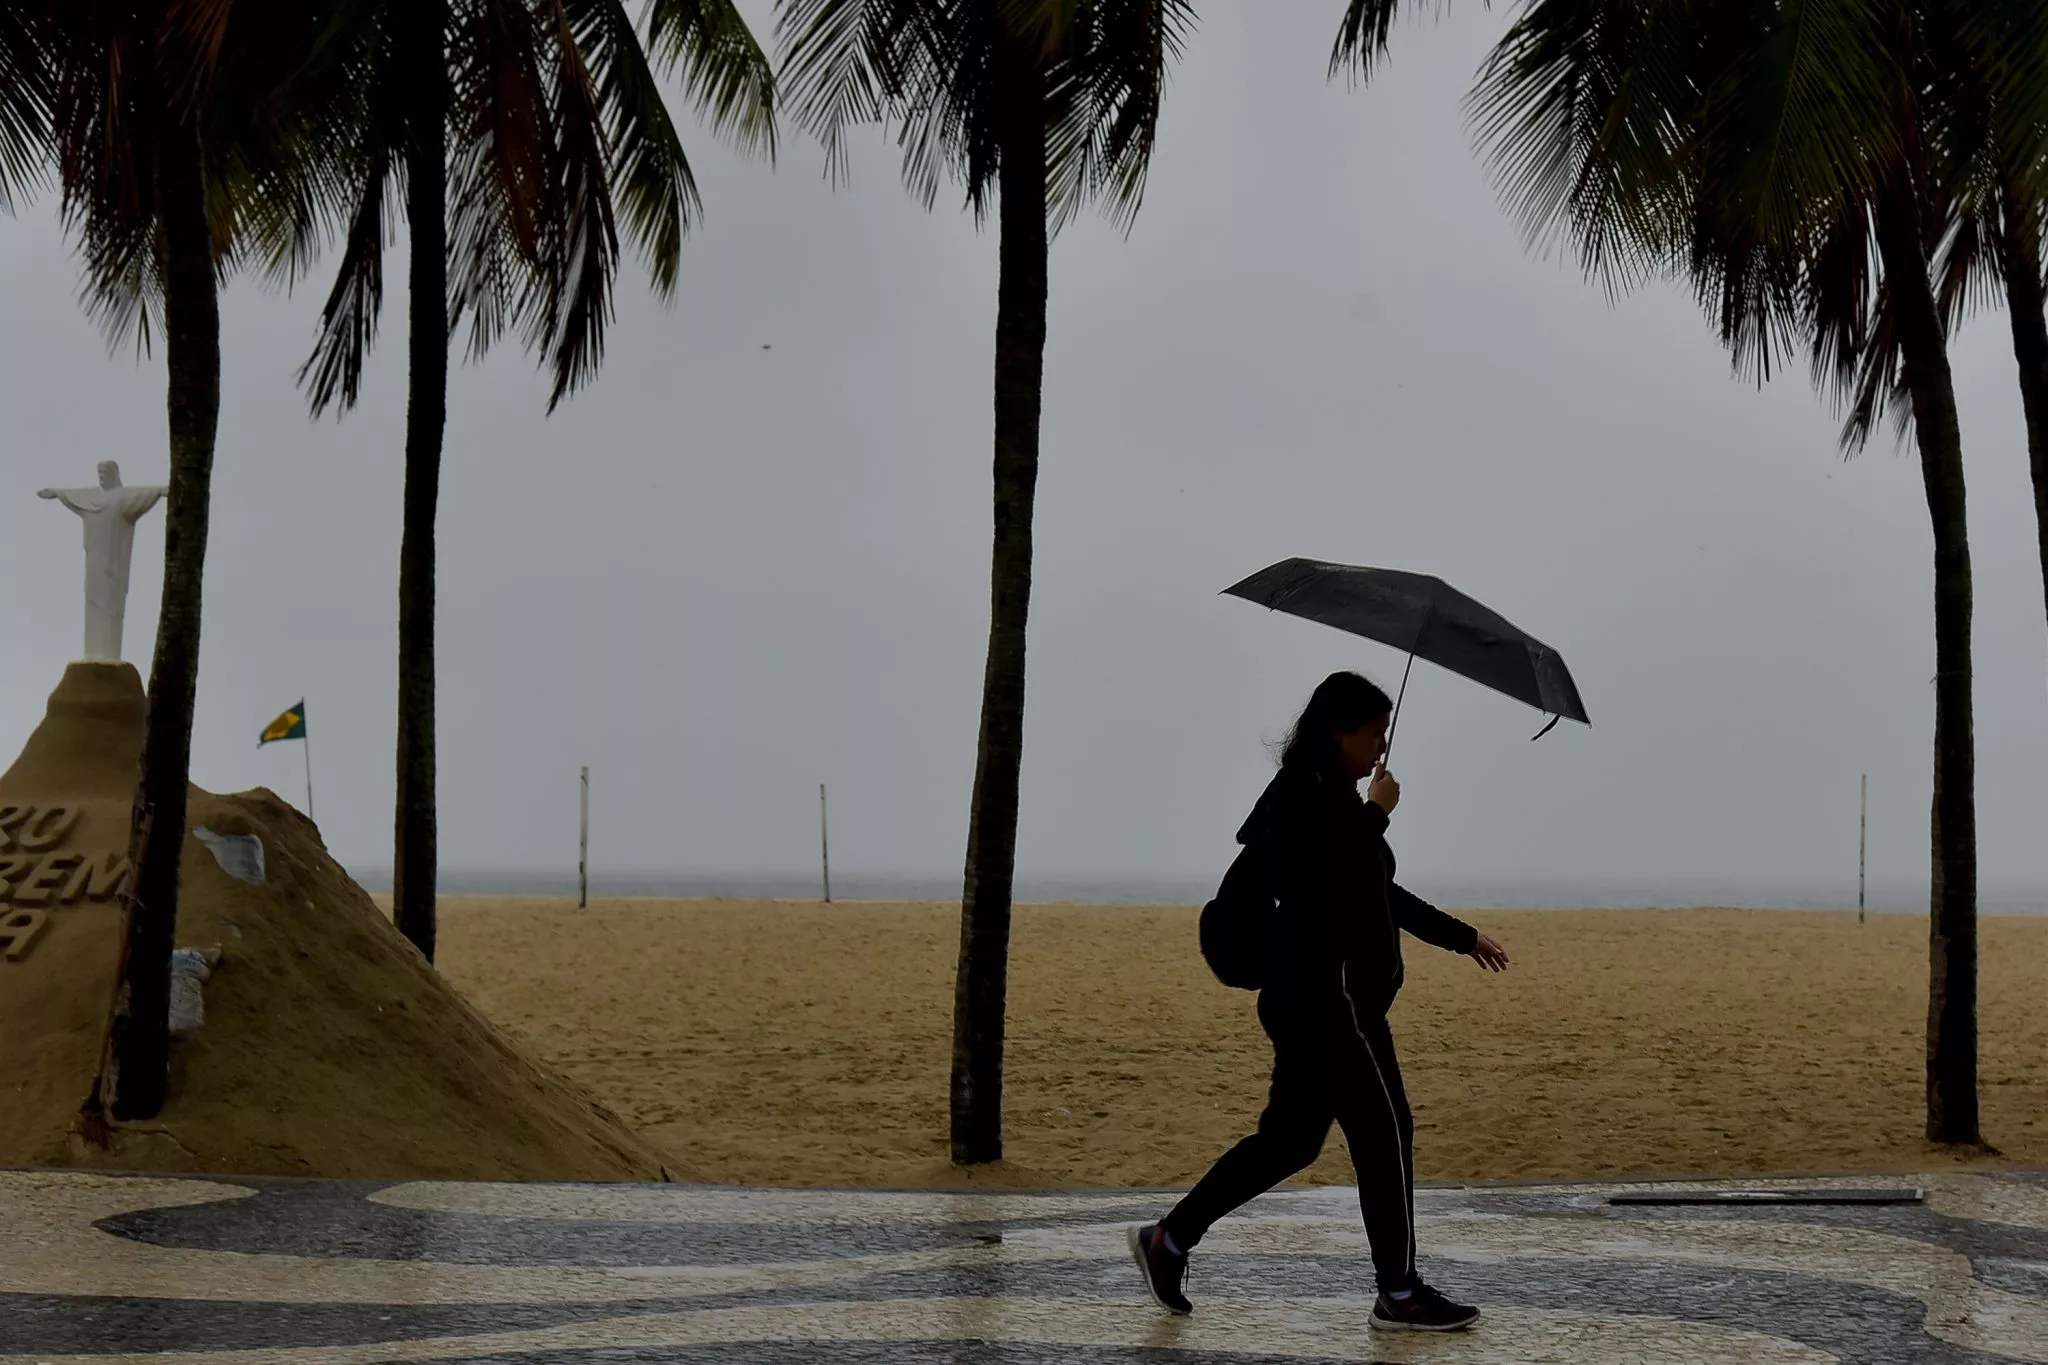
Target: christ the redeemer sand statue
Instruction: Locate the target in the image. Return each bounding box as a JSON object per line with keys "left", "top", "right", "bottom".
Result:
{"left": 39, "top": 461, "right": 166, "bottom": 663}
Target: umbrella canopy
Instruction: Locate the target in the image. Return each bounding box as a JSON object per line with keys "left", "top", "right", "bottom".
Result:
{"left": 1223, "top": 558, "right": 1590, "bottom": 735}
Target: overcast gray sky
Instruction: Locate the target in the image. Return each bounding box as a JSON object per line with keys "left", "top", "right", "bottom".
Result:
{"left": 1, "top": 3, "right": 2043, "bottom": 908}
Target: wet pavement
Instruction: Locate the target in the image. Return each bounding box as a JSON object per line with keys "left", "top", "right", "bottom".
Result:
{"left": 4, "top": 1167, "right": 2045, "bottom": 1362}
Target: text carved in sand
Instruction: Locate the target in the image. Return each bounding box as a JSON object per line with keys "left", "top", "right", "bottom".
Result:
{"left": 0, "top": 808, "right": 132, "bottom": 963}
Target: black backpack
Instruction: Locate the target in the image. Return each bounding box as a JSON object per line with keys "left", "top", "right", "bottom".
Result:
{"left": 1199, "top": 843, "right": 1274, "bottom": 990}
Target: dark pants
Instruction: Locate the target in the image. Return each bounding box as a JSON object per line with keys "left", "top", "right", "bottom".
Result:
{"left": 1162, "top": 970, "right": 1418, "bottom": 1292}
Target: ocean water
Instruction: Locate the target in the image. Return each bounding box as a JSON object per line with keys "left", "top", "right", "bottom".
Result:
{"left": 351, "top": 867, "right": 2048, "bottom": 915}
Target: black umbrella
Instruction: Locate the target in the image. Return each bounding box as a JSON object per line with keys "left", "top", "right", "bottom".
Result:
{"left": 1223, "top": 558, "right": 1590, "bottom": 752}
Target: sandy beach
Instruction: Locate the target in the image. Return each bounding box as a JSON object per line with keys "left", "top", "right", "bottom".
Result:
{"left": 432, "top": 899, "right": 2048, "bottom": 1189}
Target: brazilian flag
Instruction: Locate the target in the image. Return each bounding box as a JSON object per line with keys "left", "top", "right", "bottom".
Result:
{"left": 259, "top": 701, "right": 307, "bottom": 746}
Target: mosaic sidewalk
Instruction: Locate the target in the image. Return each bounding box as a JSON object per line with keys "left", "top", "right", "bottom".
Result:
{"left": 4, "top": 1168, "right": 2046, "bottom": 1363}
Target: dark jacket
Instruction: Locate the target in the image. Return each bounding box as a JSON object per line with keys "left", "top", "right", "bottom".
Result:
{"left": 1238, "top": 763, "right": 1477, "bottom": 1025}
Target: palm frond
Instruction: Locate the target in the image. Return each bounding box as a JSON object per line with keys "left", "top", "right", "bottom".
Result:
{"left": 225, "top": 52, "right": 381, "bottom": 294}
{"left": 778, "top": 0, "right": 1183, "bottom": 240}
{"left": 462, "top": 0, "right": 556, "bottom": 259}
{"left": 1474, "top": 0, "right": 1937, "bottom": 403}
{"left": 449, "top": 0, "right": 556, "bottom": 362}
{"left": 162, "top": 0, "right": 238, "bottom": 106}
{"left": 778, "top": 0, "right": 937, "bottom": 185}
{"left": 1696, "top": 0, "right": 1899, "bottom": 252}
{"left": 1793, "top": 195, "right": 1895, "bottom": 449}
{"left": 562, "top": 0, "right": 699, "bottom": 294}
{"left": 1942, "top": 0, "right": 2048, "bottom": 322}
{"left": 1931, "top": 199, "right": 1992, "bottom": 322}
{"left": 1952, "top": 0, "right": 2048, "bottom": 169}
{"left": 46, "top": 0, "right": 375, "bottom": 355}
{"left": 50, "top": 6, "right": 146, "bottom": 230}
{"left": 900, "top": 1, "right": 998, "bottom": 214}
{"left": 1470, "top": 0, "right": 1700, "bottom": 295}
{"left": 299, "top": 146, "right": 394, "bottom": 415}
{"left": 49, "top": 3, "right": 171, "bottom": 357}
{"left": 1690, "top": 207, "right": 1807, "bottom": 386}
{"left": 533, "top": 0, "right": 622, "bottom": 409}
{"left": 77, "top": 216, "right": 166, "bottom": 359}
{"left": 0, "top": 7, "right": 53, "bottom": 212}
{"left": 1837, "top": 292, "right": 1914, "bottom": 451}
{"left": 1330, "top": 0, "right": 1445, "bottom": 84}
{"left": 643, "top": 0, "right": 778, "bottom": 159}
{"left": 1045, "top": 0, "right": 1195, "bottom": 231}
{"left": 774, "top": 0, "right": 888, "bottom": 183}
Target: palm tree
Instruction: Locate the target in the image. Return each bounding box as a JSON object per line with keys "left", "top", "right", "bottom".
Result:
{"left": 1788, "top": 9, "right": 2048, "bottom": 634}
{"left": 777, "top": 0, "right": 1191, "bottom": 1164}
{"left": 1988, "top": 190, "right": 2048, "bottom": 635}
{"left": 1461, "top": 0, "right": 2048, "bottom": 1142}
{"left": 1894, "top": 7, "right": 2048, "bottom": 644}
{"left": 296, "top": 0, "right": 775, "bottom": 964}
{"left": 36, "top": 0, "right": 357, "bottom": 1122}
{"left": 1806, "top": 5, "right": 2048, "bottom": 1142}
{"left": 1981, "top": 177, "right": 2048, "bottom": 635}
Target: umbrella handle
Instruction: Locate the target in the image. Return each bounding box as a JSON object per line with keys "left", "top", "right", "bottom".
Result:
{"left": 1384, "top": 649, "right": 1417, "bottom": 765}
{"left": 1384, "top": 602, "right": 1434, "bottom": 767}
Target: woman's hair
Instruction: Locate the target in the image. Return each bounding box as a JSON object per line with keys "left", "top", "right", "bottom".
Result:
{"left": 1278, "top": 671, "right": 1394, "bottom": 774}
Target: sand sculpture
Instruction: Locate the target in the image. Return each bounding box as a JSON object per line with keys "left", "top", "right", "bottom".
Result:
{"left": 38, "top": 461, "right": 166, "bottom": 663}
{"left": 0, "top": 471, "right": 674, "bottom": 1181}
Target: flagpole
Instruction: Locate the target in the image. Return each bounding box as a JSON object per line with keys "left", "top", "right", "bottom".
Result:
{"left": 820, "top": 783, "right": 832, "bottom": 904}
{"left": 1858, "top": 774, "right": 1867, "bottom": 924}
{"left": 302, "top": 703, "right": 315, "bottom": 821}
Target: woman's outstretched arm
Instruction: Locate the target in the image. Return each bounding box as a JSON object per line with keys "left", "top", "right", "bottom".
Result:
{"left": 1390, "top": 884, "right": 1483, "bottom": 957}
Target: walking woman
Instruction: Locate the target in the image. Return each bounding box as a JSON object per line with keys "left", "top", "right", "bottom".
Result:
{"left": 1130, "top": 671, "right": 1510, "bottom": 1331}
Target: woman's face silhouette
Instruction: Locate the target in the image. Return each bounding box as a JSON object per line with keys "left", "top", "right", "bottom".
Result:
{"left": 1334, "top": 714, "right": 1391, "bottom": 781}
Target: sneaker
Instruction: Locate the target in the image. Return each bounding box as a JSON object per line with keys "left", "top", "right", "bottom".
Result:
{"left": 1369, "top": 1282, "right": 1480, "bottom": 1332}
{"left": 1127, "top": 1223, "right": 1192, "bottom": 1315}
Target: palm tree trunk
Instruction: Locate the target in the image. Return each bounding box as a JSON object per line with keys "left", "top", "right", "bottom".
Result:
{"left": 105, "top": 118, "right": 220, "bottom": 1121}
{"left": 393, "top": 10, "right": 447, "bottom": 964}
{"left": 1993, "top": 187, "right": 2048, "bottom": 631}
{"left": 1875, "top": 187, "right": 1979, "bottom": 1146}
{"left": 949, "top": 37, "right": 1049, "bottom": 1166}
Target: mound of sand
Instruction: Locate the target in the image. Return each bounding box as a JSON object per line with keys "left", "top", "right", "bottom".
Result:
{"left": 0, "top": 662, "right": 675, "bottom": 1182}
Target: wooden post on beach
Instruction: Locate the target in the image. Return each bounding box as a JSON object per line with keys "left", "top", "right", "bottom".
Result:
{"left": 579, "top": 766, "right": 590, "bottom": 910}
{"left": 820, "top": 783, "right": 832, "bottom": 904}
{"left": 1858, "top": 773, "right": 1867, "bottom": 924}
